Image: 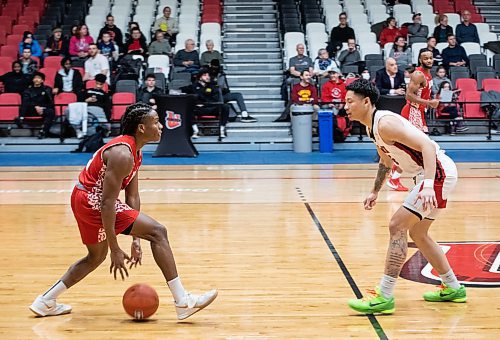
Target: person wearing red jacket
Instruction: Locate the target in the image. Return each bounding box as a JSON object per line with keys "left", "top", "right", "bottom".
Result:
{"left": 379, "top": 17, "right": 401, "bottom": 47}
{"left": 321, "top": 70, "right": 346, "bottom": 113}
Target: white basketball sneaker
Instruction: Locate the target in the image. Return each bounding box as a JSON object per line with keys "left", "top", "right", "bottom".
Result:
{"left": 175, "top": 289, "right": 218, "bottom": 320}
{"left": 29, "top": 295, "right": 72, "bottom": 317}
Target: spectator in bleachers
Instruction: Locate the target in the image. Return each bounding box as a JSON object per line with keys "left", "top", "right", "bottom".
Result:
{"left": 379, "top": 17, "right": 401, "bottom": 47}
{"left": 19, "top": 31, "right": 43, "bottom": 58}
{"left": 97, "top": 32, "right": 118, "bottom": 65}
{"left": 83, "top": 44, "right": 110, "bottom": 84}
{"left": 431, "top": 66, "right": 451, "bottom": 94}
{"left": 208, "top": 59, "right": 257, "bottom": 123}
{"left": 289, "top": 44, "right": 313, "bottom": 78}
{"left": 337, "top": 39, "right": 361, "bottom": 71}
{"left": 375, "top": 57, "right": 405, "bottom": 96}
{"left": 455, "top": 10, "right": 480, "bottom": 45}
{"left": 69, "top": 24, "right": 94, "bottom": 59}
{"left": 137, "top": 73, "right": 163, "bottom": 107}
{"left": 152, "top": 6, "right": 179, "bottom": 46}
{"left": 419, "top": 37, "right": 443, "bottom": 65}
{"left": 313, "top": 48, "right": 340, "bottom": 78}
{"left": 0, "top": 61, "right": 30, "bottom": 94}
{"left": 313, "top": 48, "right": 340, "bottom": 77}
{"left": 442, "top": 35, "right": 469, "bottom": 70}
{"left": 320, "top": 70, "right": 346, "bottom": 114}
{"left": 53, "top": 57, "right": 83, "bottom": 97}
{"left": 173, "top": 39, "right": 200, "bottom": 72}
{"left": 328, "top": 12, "right": 355, "bottom": 57}
{"left": 435, "top": 81, "right": 468, "bottom": 134}
{"left": 17, "top": 71, "right": 55, "bottom": 139}
{"left": 389, "top": 36, "right": 412, "bottom": 69}
{"left": 148, "top": 31, "right": 172, "bottom": 56}
{"left": 98, "top": 14, "right": 124, "bottom": 52}
{"left": 201, "top": 40, "right": 223, "bottom": 66}
{"left": 124, "top": 28, "right": 148, "bottom": 58}
{"left": 407, "top": 13, "right": 429, "bottom": 45}
{"left": 192, "top": 68, "right": 230, "bottom": 138}
{"left": 18, "top": 48, "right": 38, "bottom": 76}
{"left": 83, "top": 73, "right": 111, "bottom": 121}
{"left": 291, "top": 70, "right": 318, "bottom": 106}
{"left": 433, "top": 15, "right": 454, "bottom": 43}
{"left": 44, "top": 27, "right": 69, "bottom": 58}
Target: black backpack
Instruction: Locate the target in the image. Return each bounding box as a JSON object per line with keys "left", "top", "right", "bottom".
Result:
{"left": 72, "top": 126, "right": 107, "bottom": 153}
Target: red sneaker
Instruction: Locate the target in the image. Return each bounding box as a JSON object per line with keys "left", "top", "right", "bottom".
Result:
{"left": 387, "top": 178, "right": 409, "bottom": 191}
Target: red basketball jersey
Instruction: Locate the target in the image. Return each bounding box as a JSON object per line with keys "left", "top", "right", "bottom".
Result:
{"left": 407, "top": 66, "right": 433, "bottom": 111}
{"left": 78, "top": 135, "right": 142, "bottom": 193}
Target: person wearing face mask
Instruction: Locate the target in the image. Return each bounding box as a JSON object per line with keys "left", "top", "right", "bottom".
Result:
{"left": 0, "top": 61, "right": 31, "bottom": 94}
{"left": 361, "top": 69, "right": 371, "bottom": 80}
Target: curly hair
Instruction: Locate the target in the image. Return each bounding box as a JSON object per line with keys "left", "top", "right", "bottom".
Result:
{"left": 345, "top": 79, "right": 380, "bottom": 105}
{"left": 120, "top": 103, "right": 153, "bottom": 136}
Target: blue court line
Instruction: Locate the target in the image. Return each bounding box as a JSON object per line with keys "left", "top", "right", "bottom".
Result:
{"left": 1, "top": 149, "right": 500, "bottom": 167}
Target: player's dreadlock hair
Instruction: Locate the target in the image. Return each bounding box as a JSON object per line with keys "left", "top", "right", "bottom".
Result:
{"left": 120, "top": 103, "right": 154, "bottom": 136}
{"left": 345, "top": 79, "right": 380, "bottom": 105}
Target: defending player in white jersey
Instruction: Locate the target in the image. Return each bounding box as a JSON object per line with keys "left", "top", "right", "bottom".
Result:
{"left": 343, "top": 79, "right": 466, "bottom": 314}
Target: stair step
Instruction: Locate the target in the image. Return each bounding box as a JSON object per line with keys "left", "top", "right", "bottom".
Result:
{"left": 224, "top": 8, "right": 276, "bottom": 14}
{"left": 228, "top": 121, "right": 290, "bottom": 128}
{"left": 223, "top": 37, "right": 280, "bottom": 42}
{"left": 223, "top": 41, "right": 280, "bottom": 49}
{"left": 224, "top": 32, "right": 279, "bottom": 39}
{"left": 225, "top": 0, "right": 275, "bottom": 4}
{"left": 226, "top": 81, "right": 282, "bottom": 87}
{"left": 224, "top": 51, "right": 282, "bottom": 59}
{"left": 237, "top": 93, "right": 283, "bottom": 100}
{"left": 227, "top": 69, "right": 284, "bottom": 75}
{"left": 225, "top": 63, "right": 283, "bottom": 71}
{"left": 224, "top": 22, "right": 278, "bottom": 29}
{"left": 224, "top": 48, "right": 282, "bottom": 54}
{"left": 246, "top": 113, "right": 282, "bottom": 122}
{"left": 245, "top": 100, "right": 285, "bottom": 109}
{"left": 224, "top": 59, "right": 282, "bottom": 65}
{"left": 225, "top": 128, "right": 290, "bottom": 137}
{"left": 247, "top": 107, "right": 284, "bottom": 114}
{"left": 226, "top": 74, "right": 283, "bottom": 82}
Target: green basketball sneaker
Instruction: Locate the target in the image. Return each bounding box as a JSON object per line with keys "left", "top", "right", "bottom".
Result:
{"left": 348, "top": 288, "right": 395, "bottom": 314}
{"left": 423, "top": 284, "right": 467, "bottom": 302}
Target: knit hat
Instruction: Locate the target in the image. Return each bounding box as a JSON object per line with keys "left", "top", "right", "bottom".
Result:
{"left": 53, "top": 27, "right": 63, "bottom": 33}
{"left": 23, "top": 31, "right": 33, "bottom": 40}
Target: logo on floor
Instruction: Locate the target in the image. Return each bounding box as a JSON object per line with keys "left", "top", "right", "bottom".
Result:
{"left": 400, "top": 242, "right": 500, "bottom": 287}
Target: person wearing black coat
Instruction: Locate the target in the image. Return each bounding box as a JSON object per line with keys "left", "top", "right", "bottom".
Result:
{"left": 374, "top": 58, "right": 406, "bottom": 96}
{"left": 53, "top": 57, "right": 84, "bottom": 98}
{"left": 0, "top": 61, "right": 30, "bottom": 94}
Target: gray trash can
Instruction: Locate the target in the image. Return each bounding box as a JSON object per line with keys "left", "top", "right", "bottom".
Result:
{"left": 291, "top": 104, "right": 313, "bottom": 153}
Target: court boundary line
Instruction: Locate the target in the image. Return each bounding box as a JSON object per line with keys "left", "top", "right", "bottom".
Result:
{"left": 296, "top": 187, "right": 388, "bottom": 340}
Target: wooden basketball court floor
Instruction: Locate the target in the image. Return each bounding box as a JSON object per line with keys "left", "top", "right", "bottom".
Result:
{"left": 0, "top": 162, "right": 499, "bottom": 339}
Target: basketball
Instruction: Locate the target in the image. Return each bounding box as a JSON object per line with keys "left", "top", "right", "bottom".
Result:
{"left": 122, "top": 284, "right": 159, "bottom": 320}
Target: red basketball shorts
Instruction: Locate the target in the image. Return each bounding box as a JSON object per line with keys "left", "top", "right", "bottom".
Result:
{"left": 71, "top": 186, "right": 139, "bottom": 245}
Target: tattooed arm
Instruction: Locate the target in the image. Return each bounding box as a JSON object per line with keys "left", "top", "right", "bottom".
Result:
{"left": 363, "top": 147, "right": 392, "bottom": 210}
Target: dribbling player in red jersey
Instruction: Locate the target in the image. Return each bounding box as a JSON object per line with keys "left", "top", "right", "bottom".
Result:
{"left": 387, "top": 50, "right": 440, "bottom": 192}
{"left": 30, "top": 103, "right": 217, "bottom": 320}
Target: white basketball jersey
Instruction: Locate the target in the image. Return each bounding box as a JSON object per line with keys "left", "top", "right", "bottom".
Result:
{"left": 367, "top": 110, "right": 446, "bottom": 179}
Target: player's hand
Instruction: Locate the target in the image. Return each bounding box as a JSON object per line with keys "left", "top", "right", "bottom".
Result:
{"left": 128, "top": 239, "right": 142, "bottom": 269}
{"left": 364, "top": 192, "right": 378, "bottom": 210}
{"left": 415, "top": 187, "right": 437, "bottom": 211}
{"left": 428, "top": 99, "right": 440, "bottom": 109}
{"left": 110, "top": 248, "right": 130, "bottom": 280}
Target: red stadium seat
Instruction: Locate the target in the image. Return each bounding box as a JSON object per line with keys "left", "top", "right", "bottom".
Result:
{"left": 73, "top": 67, "right": 84, "bottom": 78}
{"left": 0, "top": 19, "right": 14, "bottom": 34}
{"left": 482, "top": 79, "right": 500, "bottom": 92}
{"left": 39, "top": 67, "right": 58, "bottom": 88}
{"left": 85, "top": 79, "right": 109, "bottom": 92}
{"left": 0, "top": 93, "right": 21, "bottom": 122}
{"left": 44, "top": 56, "right": 63, "bottom": 69}
{"left": 112, "top": 93, "right": 135, "bottom": 121}
{"left": 455, "top": 78, "right": 477, "bottom": 92}
{"left": 12, "top": 24, "right": 31, "bottom": 35}
{"left": 1, "top": 8, "right": 20, "bottom": 21}
{"left": 54, "top": 92, "right": 77, "bottom": 116}
{"left": 0, "top": 56, "right": 15, "bottom": 66}
{"left": 0, "top": 45, "right": 19, "bottom": 59}
{"left": 7, "top": 34, "right": 24, "bottom": 46}
{"left": 17, "top": 15, "right": 38, "bottom": 27}
{"left": 462, "top": 91, "right": 485, "bottom": 118}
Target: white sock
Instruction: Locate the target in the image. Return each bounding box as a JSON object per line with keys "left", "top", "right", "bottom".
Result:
{"left": 379, "top": 274, "right": 397, "bottom": 299}
{"left": 192, "top": 124, "right": 199, "bottom": 134}
{"left": 241, "top": 110, "right": 248, "bottom": 117}
{"left": 439, "top": 269, "right": 461, "bottom": 289}
{"left": 167, "top": 277, "right": 187, "bottom": 303}
{"left": 392, "top": 171, "right": 401, "bottom": 180}
{"left": 43, "top": 280, "right": 67, "bottom": 300}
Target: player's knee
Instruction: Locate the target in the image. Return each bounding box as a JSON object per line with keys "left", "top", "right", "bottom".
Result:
{"left": 388, "top": 218, "right": 407, "bottom": 235}
{"left": 151, "top": 223, "right": 168, "bottom": 243}
{"left": 87, "top": 251, "right": 107, "bottom": 267}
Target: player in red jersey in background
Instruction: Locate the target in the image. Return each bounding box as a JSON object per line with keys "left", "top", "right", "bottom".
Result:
{"left": 30, "top": 103, "right": 217, "bottom": 320}
{"left": 387, "top": 50, "right": 440, "bottom": 192}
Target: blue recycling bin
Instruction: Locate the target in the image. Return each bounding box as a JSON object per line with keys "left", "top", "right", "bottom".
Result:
{"left": 318, "top": 110, "right": 333, "bottom": 153}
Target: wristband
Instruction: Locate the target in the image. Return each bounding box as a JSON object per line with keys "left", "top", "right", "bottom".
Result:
{"left": 423, "top": 179, "right": 434, "bottom": 188}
